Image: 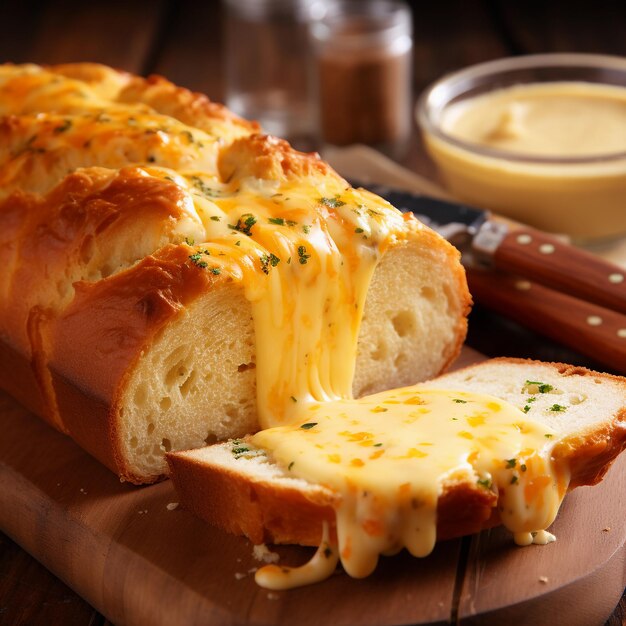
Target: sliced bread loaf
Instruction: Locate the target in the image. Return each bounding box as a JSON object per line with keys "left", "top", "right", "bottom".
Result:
{"left": 0, "top": 63, "right": 470, "bottom": 484}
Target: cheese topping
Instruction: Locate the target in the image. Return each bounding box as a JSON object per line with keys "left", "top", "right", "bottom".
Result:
{"left": 251, "top": 388, "right": 568, "bottom": 586}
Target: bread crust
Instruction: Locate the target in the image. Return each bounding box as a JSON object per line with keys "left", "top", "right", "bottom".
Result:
{"left": 167, "top": 449, "right": 497, "bottom": 546}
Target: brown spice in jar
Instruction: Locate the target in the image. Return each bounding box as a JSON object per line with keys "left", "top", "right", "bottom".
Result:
{"left": 317, "top": 44, "right": 411, "bottom": 147}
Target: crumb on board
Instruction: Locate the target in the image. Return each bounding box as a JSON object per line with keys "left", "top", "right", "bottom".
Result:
{"left": 138, "top": 509, "right": 148, "bottom": 515}
{"left": 166, "top": 502, "right": 179, "bottom": 511}
{"left": 234, "top": 567, "right": 258, "bottom": 581}
{"left": 539, "top": 576, "right": 548, "bottom": 584}
{"left": 603, "top": 527, "right": 611, "bottom": 532}
{"left": 253, "top": 543, "right": 280, "bottom": 564}
{"left": 267, "top": 593, "right": 280, "bottom": 601}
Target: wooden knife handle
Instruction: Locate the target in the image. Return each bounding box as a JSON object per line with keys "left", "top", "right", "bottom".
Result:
{"left": 466, "top": 268, "right": 626, "bottom": 374}
{"left": 493, "top": 227, "right": 626, "bottom": 315}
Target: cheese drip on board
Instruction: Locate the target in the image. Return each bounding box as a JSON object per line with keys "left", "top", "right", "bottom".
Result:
{"left": 251, "top": 388, "right": 570, "bottom": 588}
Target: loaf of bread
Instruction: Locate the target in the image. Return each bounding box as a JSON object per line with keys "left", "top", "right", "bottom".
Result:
{"left": 167, "top": 359, "right": 626, "bottom": 550}
{"left": 0, "top": 63, "right": 470, "bottom": 484}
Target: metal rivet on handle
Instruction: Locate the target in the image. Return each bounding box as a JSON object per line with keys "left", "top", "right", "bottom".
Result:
{"left": 587, "top": 316, "right": 603, "bottom": 326}
{"left": 618, "top": 329, "right": 626, "bottom": 338}
{"left": 539, "top": 244, "right": 555, "bottom": 255}
{"left": 516, "top": 234, "right": 532, "bottom": 245}
{"left": 608, "top": 273, "right": 624, "bottom": 284}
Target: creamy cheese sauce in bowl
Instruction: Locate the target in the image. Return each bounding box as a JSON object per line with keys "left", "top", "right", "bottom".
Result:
{"left": 417, "top": 54, "right": 626, "bottom": 242}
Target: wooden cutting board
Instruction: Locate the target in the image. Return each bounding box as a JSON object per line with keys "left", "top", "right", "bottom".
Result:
{"left": 1, "top": 346, "right": 625, "bottom": 626}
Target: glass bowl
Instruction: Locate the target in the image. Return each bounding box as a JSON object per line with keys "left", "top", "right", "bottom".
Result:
{"left": 416, "top": 54, "right": 626, "bottom": 242}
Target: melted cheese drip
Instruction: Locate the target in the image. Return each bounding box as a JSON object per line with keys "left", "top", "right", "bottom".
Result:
{"left": 255, "top": 522, "right": 339, "bottom": 590}
{"left": 251, "top": 388, "right": 570, "bottom": 584}
{"left": 178, "top": 177, "right": 411, "bottom": 427}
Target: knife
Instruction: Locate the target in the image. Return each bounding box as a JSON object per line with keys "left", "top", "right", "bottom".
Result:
{"left": 359, "top": 183, "right": 626, "bottom": 316}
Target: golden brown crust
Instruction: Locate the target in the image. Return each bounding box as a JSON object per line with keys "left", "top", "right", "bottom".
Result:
{"left": 167, "top": 449, "right": 497, "bottom": 546}
{"left": 218, "top": 134, "right": 335, "bottom": 182}
{"left": 48, "top": 245, "right": 231, "bottom": 481}
{"left": 120, "top": 73, "right": 258, "bottom": 133}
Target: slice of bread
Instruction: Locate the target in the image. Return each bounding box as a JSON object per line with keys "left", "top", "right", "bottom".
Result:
{"left": 167, "top": 359, "right": 626, "bottom": 547}
{"left": 0, "top": 63, "right": 470, "bottom": 484}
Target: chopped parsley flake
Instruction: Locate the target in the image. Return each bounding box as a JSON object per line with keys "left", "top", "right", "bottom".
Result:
{"left": 290, "top": 396, "right": 297, "bottom": 403}
{"left": 234, "top": 213, "right": 257, "bottom": 236}
{"left": 286, "top": 219, "right": 298, "bottom": 227}
{"left": 260, "top": 253, "right": 281, "bottom": 274}
{"left": 191, "top": 176, "right": 220, "bottom": 198}
{"left": 525, "top": 380, "right": 554, "bottom": 394}
{"left": 297, "top": 245, "right": 311, "bottom": 265}
{"left": 209, "top": 267, "right": 221, "bottom": 275}
{"left": 452, "top": 398, "right": 467, "bottom": 404}
{"left": 268, "top": 217, "right": 285, "bottom": 226}
{"left": 302, "top": 224, "right": 311, "bottom": 234}
{"left": 521, "top": 463, "right": 527, "bottom": 472}
{"left": 235, "top": 240, "right": 241, "bottom": 246}
{"left": 510, "top": 475, "right": 519, "bottom": 485}
{"left": 505, "top": 458, "right": 517, "bottom": 469}
{"left": 210, "top": 215, "right": 221, "bottom": 222}
{"left": 477, "top": 478, "right": 492, "bottom": 489}
{"left": 373, "top": 443, "right": 383, "bottom": 447}
{"left": 188, "top": 248, "right": 212, "bottom": 269}
{"left": 319, "top": 195, "right": 346, "bottom": 208}
{"left": 288, "top": 461, "right": 295, "bottom": 470}
{"left": 355, "top": 227, "right": 364, "bottom": 234}
{"left": 53, "top": 119, "right": 72, "bottom": 134}
{"left": 549, "top": 404, "right": 566, "bottom": 412}
{"left": 300, "top": 422, "right": 317, "bottom": 430}
{"left": 184, "top": 237, "right": 195, "bottom": 246}
{"left": 545, "top": 433, "right": 554, "bottom": 438}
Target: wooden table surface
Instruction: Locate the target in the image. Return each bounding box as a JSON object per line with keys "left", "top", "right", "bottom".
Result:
{"left": 0, "top": 1, "right": 625, "bottom": 624}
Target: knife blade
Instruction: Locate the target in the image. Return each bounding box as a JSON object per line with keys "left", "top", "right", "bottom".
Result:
{"left": 359, "top": 182, "right": 626, "bottom": 316}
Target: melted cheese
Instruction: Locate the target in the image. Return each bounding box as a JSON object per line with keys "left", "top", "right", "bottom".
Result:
{"left": 251, "top": 388, "right": 569, "bottom": 587}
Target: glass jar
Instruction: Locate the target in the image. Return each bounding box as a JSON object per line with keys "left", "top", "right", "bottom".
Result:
{"left": 311, "top": 0, "right": 413, "bottom": 159}
{"left": 223, "top": 0, "right": 321, "bottom": 148}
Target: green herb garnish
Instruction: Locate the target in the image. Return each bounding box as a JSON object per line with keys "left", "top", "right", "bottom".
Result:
{"left": 234, "top": 213, "right": 257, "bottom": 236}
{"left": 297, "top": 245, "right": 311, "bottom": 265}
{"left": 525, "top": 380, "right": 554, "bottom": 393}
{"left": 53, "top": 119, "right": 72, "bottom": 134}
{"left": 549, "top": 404, "right": 566, "bottom": 412}
{"left": 300, "top": 422, "right": 318, "bottom": 430}
{"left": 319, "top": 195, "right": 346, "bottom": 208}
